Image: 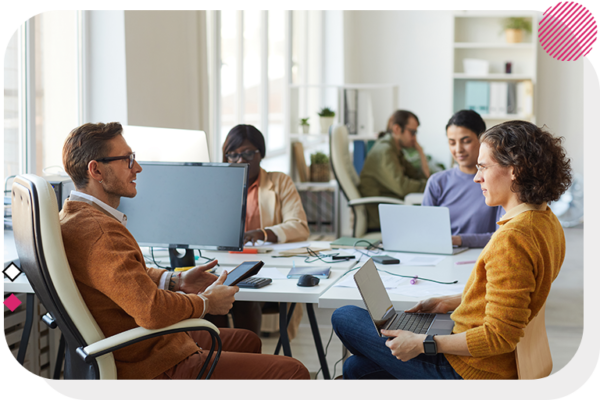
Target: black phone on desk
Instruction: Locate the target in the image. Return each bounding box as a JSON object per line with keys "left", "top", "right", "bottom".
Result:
{"left": 223, "top": 261, "right": 265, "bottom": 286}
{"left": 371, "top": 255, "right": 400, "bottom": 265}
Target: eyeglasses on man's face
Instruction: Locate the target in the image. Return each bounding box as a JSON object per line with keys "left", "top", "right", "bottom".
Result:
{"left": 225, "top": 149, "right": 260, "bottom": 162}
{"left": 95, "top": 152, "right": 136, "bottom": 169}
{"left": 475, "top": 163, "right": 498, "bottom": 173}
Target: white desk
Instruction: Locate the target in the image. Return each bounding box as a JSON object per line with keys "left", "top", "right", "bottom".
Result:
{"left": 153, "top": 241, "right": 358, "bottom": 270}
{"left": 318, "top": 248, "right": 482, "bottom": 310}
{"left": 142, "top": 246, "right": 356, "bottom": 379}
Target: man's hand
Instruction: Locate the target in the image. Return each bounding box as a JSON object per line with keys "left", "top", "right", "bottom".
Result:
{"left": 405, "top": 295, "right": 461, "bottom": 314}
{"left": 202, "top": 271, "right": 238, "bottom": 315}
{"left": 178, "top": 259, "right": 219, "bottom": 294}
{"left": 381, "top": 329, "right": 425, "bottom": 362}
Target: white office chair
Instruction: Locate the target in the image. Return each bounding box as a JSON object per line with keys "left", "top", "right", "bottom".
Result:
{"left": 515, "top": 302, "right": 553, "bottom": 379}
{"left": 11, "top": 174, "right": 221, "bottom": 379}
{"left": 329, "top": 124, "right": 423, "bottom": 238}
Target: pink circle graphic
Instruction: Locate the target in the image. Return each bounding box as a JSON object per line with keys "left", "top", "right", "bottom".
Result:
{"left": 539, "top": 2, "right": 597, "bottom": 61}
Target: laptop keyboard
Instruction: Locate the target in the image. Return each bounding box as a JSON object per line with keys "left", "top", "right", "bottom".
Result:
{"left": 388, "top": 312, "right": 436, "bottom": 334}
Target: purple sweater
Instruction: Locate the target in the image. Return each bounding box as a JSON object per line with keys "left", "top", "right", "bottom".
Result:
{"left": 422, "top": 166, "right": 505, "bottom": 248}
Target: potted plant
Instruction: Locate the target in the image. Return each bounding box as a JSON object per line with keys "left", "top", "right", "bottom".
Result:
{"left": 501, "top": 17, "right": 532, "bottom": 43}
{"left": 310, "top": 151, "right": 330, "bottom": 182}
{"left": 299, "top": 117, "right": 310, "bottom": 134}
{"left": 317, "top": 107, "right": 336, "bottom": 134}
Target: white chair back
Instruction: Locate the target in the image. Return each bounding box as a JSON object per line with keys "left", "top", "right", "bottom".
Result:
{"left": 12, "top": 174, "right": 117, "bottom": 379}
{"left": 330, "top": 124, "right": 369, "bottom": 237}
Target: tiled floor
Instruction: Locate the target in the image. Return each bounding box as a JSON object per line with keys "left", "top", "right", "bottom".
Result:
{"left": 259, "top": 226, "right": 584, "bottom": 379}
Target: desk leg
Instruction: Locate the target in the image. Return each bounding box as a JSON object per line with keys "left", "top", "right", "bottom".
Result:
{"left": 16, "top": 293, "right": 35, "bottom": 365}
{"left": 53, "top": 334, "right": 65, "bottom": 379}
{"left": 276, "top": 302, "right": 294, "bottom": 357}
{"left": 274, "top": 303, "right": 296, "bottom": 355}
{"left": 306, "top": 303, "right": 331, "bottom": 379}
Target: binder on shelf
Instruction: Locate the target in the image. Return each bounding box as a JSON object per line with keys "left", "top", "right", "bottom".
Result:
{"left": 489, "top": 82, "right": 508, "bottom": 116}
{"left": 516, "top": 80, "right": 534, "bottom": 117}
{"left": 353, "top": 140, "right": 367, "bottom": 175}
{"left": 357, "top": 91, "right": 374, "bottom": 136}
{"left": 465, "top": 81, "right": 489, "bottom": 114}
{"left": 292, "top": 141, "right": 309, "bottom": 182}
{"left": 344, "top": 89, "right": 358, "bottom": 135}
{"left": 507, "top": 82, "right": 517, "bottom": 114}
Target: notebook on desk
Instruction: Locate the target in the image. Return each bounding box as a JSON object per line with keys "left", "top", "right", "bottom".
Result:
{"left": 287, "top": 266, "right": 331, "bottom": 279}
{"left": 379, "top": 204, "right": 469, "bottom": 255}
{"left": 354, "top": 259, "right": 454, "bottom": 337}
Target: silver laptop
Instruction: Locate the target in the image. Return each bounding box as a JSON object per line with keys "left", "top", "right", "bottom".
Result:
{"left": 379, "top": 204, "right": 469, "bottom": 255}
{"left": 354, "top": 259, "right": 455, "bottom": 337}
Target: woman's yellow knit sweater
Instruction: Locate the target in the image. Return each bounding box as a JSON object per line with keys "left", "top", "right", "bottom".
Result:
{"left": 445, "top": 204, "right": 565, "bottom": 379}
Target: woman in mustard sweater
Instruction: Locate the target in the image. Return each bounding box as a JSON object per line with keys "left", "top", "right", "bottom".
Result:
{"left": 332, "top": 120, "right": 572, "bottom": 379}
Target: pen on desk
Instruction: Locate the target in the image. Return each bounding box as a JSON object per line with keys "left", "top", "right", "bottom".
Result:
{"left": 410, "top": 276, "right": 418, "bottom": 285}
{"left": 454, "top": 260, "right": 477, "bottom": 265}
{"left": 174, "top": 266, "right": 195, "bottom": 272}
{"left": 174, "top": 263, "right": 220, "bottom": 273}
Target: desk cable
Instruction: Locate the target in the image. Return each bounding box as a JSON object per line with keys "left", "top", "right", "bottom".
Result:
{"left": 314, "top": 327, "right": 336, "bottom": 380}
{"left": 146, "top": 247, "right": 216, "bottom": 269}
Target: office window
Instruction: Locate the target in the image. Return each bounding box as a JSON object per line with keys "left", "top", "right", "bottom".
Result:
{"left": 214, "top": 11, "right": 288, "bottom": 159}
{"left": 4, "top": 31, "right": 20, "bottom": 184}
{"left": 267, "top": 10, "right": 285, "bottom": 152}
{"left": 3, "top": 11, "right": 79, "bottom": 185}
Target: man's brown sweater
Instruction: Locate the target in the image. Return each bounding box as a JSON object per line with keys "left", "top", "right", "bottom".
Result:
{"left": 60, "top": 200, "right": 206, "bottom": 379}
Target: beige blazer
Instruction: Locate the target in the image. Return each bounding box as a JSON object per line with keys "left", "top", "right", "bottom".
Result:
{"left": 257, "top": 168, "right": 310, "bottom": 243}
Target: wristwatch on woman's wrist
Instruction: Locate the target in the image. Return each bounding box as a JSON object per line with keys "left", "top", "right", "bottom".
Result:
{"left": 423, "top": 334, "right": 438, "bottom": 355}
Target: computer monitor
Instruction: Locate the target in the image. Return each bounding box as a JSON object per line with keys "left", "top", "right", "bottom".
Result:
{"left": 117, "top": 162, "right": 248, "bottom": 269}
{"left": 122, "top": 125, "right": 211, "bottom": 162}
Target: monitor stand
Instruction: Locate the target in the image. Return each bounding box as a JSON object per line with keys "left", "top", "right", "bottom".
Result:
{"left": 168, "top": 248, "right": 196, "bottom": 271}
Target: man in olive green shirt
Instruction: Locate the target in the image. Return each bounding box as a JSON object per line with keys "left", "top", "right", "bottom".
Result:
{"left": 358, "top": 110, "right": 428, "bottom": 231}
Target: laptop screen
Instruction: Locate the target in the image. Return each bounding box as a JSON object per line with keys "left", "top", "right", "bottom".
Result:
{"left": 354, "top": 259, "right": 397, "bottom": 331}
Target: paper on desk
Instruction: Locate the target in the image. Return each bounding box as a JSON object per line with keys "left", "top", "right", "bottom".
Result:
{"left": 383, "top": 252, "right": 446, "bottom": 266}
{"left": 388, "top": 281, "right": 465, "bottom": 298}
{"left": 267, "top": 241, "right": 312, "bottom": 251}
{"left": 221, "top": 266, "right": 287, "bottom": 280}
{"left": 333, "top": 270, "right": 405, "bottom": 289}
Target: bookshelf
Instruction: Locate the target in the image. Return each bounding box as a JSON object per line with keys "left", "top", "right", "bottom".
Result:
{"left": 288, "top": 83, "right": 399, "bottom": 180}
{"left": 452, "top": 11, "right": 539, "bottom": 125}
{"left": 288, "top": 84, "right": 399, "bottom": 238}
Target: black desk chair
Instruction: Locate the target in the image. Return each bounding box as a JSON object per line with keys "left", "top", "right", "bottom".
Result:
{"left": 11, "top": 174, "right": 221, "bottom": 379}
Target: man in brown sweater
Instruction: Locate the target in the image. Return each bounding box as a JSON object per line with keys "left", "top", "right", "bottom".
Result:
{"left": 59, "top": 122, "right": 309, "bottom": 380}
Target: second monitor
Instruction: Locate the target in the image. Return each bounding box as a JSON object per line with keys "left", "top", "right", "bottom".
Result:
{"left": 118, "top": 162, "right": 249, "bottom": 269}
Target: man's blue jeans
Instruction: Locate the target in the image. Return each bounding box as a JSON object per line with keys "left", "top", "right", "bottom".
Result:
{"left": 332, "top": 305, "right": 463, "bottom": 379}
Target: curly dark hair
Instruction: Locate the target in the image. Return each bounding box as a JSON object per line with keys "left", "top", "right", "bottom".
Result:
{"left": 480, "top": 121, "right": 572, "bottom": 204}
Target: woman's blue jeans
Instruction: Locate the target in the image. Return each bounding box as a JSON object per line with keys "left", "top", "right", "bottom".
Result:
{"left": 332, "top": 305, "right": 463, "bottom": 380}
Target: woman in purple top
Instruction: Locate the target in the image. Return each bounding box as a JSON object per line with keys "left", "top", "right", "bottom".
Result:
{"left": 422, "top": 110, "right": 504, "bottom": 248}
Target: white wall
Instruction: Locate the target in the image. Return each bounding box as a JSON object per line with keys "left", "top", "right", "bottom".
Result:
{"left": 537, "top": 49, "right": 584, "bottom": 177}
{"left": 124, "top": 11, "right": 208, "bottom": 132}
{"left": 86, "top": 11, "right": 128, "bottom": 124}
{"left": 343, "top": 10, "right": 455, "bottom": 168}
{"left": 341, "top": 10, "right": 584, "bottom": 176}
{"left": 85, "top": 11, "right": 211, "bottom": 158}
